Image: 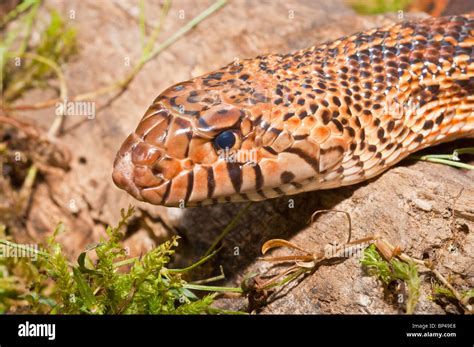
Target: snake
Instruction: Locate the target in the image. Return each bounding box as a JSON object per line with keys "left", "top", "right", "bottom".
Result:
{"left": 112, "top": 14, "right": 474, "bottom": 207}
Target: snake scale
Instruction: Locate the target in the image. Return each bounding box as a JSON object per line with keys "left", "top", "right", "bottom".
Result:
{"left": 113, "top": 14, "right": 474, "bottom": 207}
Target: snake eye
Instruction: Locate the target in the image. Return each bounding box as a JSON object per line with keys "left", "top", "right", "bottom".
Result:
{"left": 214, "top": 130, "right": 237, "bottom": 150}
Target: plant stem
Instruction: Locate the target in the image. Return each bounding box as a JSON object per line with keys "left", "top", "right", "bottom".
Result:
{"left": 143, "top": 0, "right": 171, "bottom": 56}
{"left": 204, "top": 202, "right": 252, "bottom": 257}
{"left": 0, "top": 0, "right": 40, "bottom": 28}
{"left": 377, "top": 239, "right": 473, "bottom": 313}
{"left": 454, "top": 147, "right": 474, "bottom": 155}
{"left": 417, "top": 157, "right": 474, "bottom": 170}
{"left": 17, "top": 164, "right": 37, "bottom": 215}
{"left": 113, "top": 257, "right": 138, "bottom": 268}
{"left": 138, "top": 0, "right": 146, "bottom": 50}
{"left": 411, "top": 147, "right": 474, "bottom": 170}
{"left": 167, "top": 249, "right": 220, "bottom": 273}
{"left": 5, "top": 51, "right": 68, "bottom": 137}
{"left": 184, "top": 283, "right": 243, "bottom": 293}
{"left": 143, "top": 0, "right": 226, "bottom": 63}
{"left": 7, "top": 0, "right": 227, "bottom": 112}
{"left": 18, "top": 0, "right": 40, "bottom": 55}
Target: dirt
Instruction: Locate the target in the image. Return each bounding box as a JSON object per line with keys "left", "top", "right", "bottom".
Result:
{"left": 5, "top": 0, "right": 474, "bottom": 314}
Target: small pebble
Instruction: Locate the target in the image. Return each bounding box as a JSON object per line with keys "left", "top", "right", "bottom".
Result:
{"left": 359, "top": 294, "right": 371, "bottom": 307}
{"left": 412, "top": 198, "right": 433, "bottom": 212}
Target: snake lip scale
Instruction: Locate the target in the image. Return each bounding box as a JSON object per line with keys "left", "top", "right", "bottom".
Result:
{"left": 113, "top": 14, "right": 474, "bottom": 207}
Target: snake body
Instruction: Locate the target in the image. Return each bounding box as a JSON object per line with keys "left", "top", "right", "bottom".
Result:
{"left": 113, "top": 15, "right": 474, "bottom": 207}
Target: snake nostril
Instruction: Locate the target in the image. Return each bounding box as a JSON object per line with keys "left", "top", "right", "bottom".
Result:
{"left": 151, "top": 165, "right": 161, "bottom": 176}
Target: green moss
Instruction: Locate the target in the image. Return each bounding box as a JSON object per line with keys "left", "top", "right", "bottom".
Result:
{"left": 0, "top": 207, "right": 241, "bottom": 314}
{"left": 361, "top": 244, "right": 420, "bottom": 313}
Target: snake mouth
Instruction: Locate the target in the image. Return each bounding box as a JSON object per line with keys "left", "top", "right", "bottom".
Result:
{"left": 112, "top": 133, "right": 144, "bottom": 201}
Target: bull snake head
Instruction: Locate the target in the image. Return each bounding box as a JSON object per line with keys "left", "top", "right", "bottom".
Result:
{"left": 112, "top": 58, "right": 314, "bottom": 207}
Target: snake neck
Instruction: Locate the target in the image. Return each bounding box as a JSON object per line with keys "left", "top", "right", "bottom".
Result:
{"left": 248, "top": 14, "right": 474, "bottom": 190}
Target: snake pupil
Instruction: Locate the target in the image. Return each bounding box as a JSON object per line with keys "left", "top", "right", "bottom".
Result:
{"left": 214, "top": 131, "right": 236, "bottom": 150}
